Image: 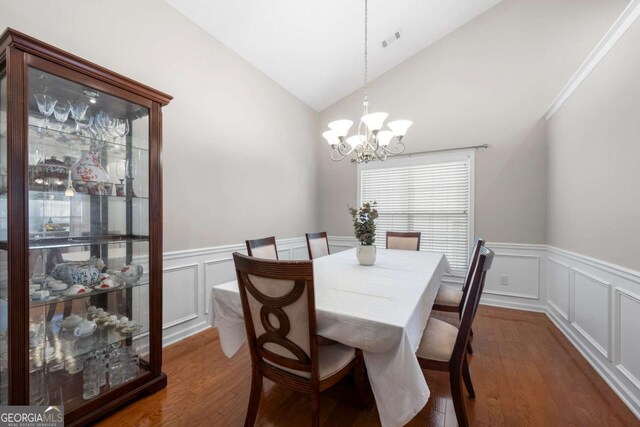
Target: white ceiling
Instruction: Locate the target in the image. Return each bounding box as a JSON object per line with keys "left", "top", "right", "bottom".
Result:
{"left": 164, "top": 0, "right": 502, "bottom": 111}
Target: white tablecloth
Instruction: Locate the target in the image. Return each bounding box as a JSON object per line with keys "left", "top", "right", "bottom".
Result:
{"left": 210, "top": 248, "right": 450, "bottom": 427}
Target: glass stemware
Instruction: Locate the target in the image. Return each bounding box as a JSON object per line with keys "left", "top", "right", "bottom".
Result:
{"left": 53, "top": 103, "right": 71, "bottom": 142}
{"left": 112, "top": 117, "right": 129, "bottom": 146}
{"left": 69, "top": 101, "right": 89, "bottom": 135}
{"left": 75, "top": 114, "right": 94, "bottom": 139}
{"left": 115, "top": 160, "right": 126, "bottom": 186}
{"left": 95, "top": 110, "right": 114, "bottom": 142}
{"left": 33, "top": 94, "right": 57, "bottom": 131}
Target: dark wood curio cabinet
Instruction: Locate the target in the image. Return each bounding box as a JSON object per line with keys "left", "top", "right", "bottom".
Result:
{"left": 0, "top": 29, "right": 171, "bottom": 425}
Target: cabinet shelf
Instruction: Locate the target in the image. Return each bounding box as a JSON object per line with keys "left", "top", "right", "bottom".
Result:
{"left": 28, "top": 234, "right": 149, "bottom": 250}
{"left": 29, "top": 320, "right": 149, "bottom": 367}
{"left": 28, "top": 190, "right": 149, "bottom": 202}
{"left": 0, "top": 235, "right": 150, "bottom": 251}
{"left": 28, "top": 279, "right": 149, "bottom": 308}
{"left": 28, "top": 123, "right": 149, "bottom": 155}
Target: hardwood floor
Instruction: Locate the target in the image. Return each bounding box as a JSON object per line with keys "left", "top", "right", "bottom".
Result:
{"left": 96, "top": 306, "right": 640, "bottom": 426}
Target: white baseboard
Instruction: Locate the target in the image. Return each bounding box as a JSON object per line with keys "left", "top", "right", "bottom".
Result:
{"left": 480, "top": 297, "right": 547, "bottom": 313}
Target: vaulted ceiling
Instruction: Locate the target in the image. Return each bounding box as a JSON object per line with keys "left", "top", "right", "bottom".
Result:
{"left": 164, "top": 0, "right": 503, "bottom": 111}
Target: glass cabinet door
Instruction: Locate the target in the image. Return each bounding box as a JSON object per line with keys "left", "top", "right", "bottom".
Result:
{"left": 0, "top": 69, "right": 8, "bottom": 405}
{"left": 26, "top": 67, "right": 150, "bottom": 410}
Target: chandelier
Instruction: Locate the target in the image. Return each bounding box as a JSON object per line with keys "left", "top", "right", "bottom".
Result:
{"left": 323, "top": 0, "right": 412, "bottom": 163}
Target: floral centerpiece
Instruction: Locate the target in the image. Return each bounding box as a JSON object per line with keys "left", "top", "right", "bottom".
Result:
{"left": 348, "top": 201, "right": 379, "bottom": 265}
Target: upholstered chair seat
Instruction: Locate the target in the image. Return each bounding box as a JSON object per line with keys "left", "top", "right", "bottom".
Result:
{"left": 416, "top": 318, "right": 458, "bottom": 362}
{"left": 434, "top": 286, "right": 463, "bottom": 307}
{"left": 265, "top": 343, "right": 355, "bottom": 379}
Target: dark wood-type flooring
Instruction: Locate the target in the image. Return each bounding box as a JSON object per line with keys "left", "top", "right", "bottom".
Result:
{"left": 97, "top": 306, "right": 640, "bottom": 426}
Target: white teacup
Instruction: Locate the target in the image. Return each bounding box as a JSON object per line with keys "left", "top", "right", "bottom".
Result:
{"left": 117, "top": 317, "right": 129, "bottom": 327}
{"left": 73, "top": 319, "right": 97, "bottom": 337}
{"left": 106, "top": 315, "right": 118, "bottom": 326}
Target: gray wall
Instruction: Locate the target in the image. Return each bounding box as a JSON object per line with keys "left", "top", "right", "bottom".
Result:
{"left": 317, "top": 0, "right": 626, "bottom": 243}
{"left": 0, "top": 0, "right": 319, "bottom": 252}
{"left": 547, "top": 18, "right": 640, "bottom": 271}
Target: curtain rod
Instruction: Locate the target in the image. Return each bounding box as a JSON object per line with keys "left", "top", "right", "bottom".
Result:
{"left": 396, "top": 143, "right": 488, "bottom": 157}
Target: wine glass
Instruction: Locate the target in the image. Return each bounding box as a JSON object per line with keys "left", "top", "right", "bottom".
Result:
{"left": 112, "top": 118, "right": 129, "bottom": 146}
{"left": 69, "top": 101, "right": 89, "bottom": 135}
{"left": 95, "top": 110, "right": 113, "bottom": 142}
{"left": 115, "top": 160, "right": 126, "bottom": 197}
{"left": 53, "top": 103, "right": 71, "bottom": 140}
{"left": 75, "top": 115, "right": 94, "bottom": 139}
{"left": 115, "top": 160, "right": 126, "bottom": 186}
{"left": 33, "top": 94, "right": 58, "bottom": 131}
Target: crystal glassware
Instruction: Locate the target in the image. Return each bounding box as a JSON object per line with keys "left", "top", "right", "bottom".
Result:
{"left": 108, "top": 359, "right": 125, "bottom": 388}
{"left": 53, "top": 103, "right": 72, "bottom": 144}
{"left": 33, "top": 94, "right": 57, "bottom": 130}
{"left": 69, "top": 101, "right": 89, "bottom": 135}
{"left": 53, "top": 102, "right": 71, "bottom": 130}
{"left": 75, "top": 114, "right": 94, "bottom": 139}
{"left": 95, "top": 110, "right": 114, "bottom": 141}
{"left": 112, "top": 117, "right": 129, "bottom": 146}
{"left": 82, "top": 357, "right": 100, "bottom": 400}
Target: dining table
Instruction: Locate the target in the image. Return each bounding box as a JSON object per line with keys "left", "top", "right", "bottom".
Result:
{"left": 210, "top": 247, "right": 451, "bottom": 427}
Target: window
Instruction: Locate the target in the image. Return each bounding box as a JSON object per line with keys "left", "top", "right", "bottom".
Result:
{"left": 358, "top": 150, "right": 474, "bottom": 275}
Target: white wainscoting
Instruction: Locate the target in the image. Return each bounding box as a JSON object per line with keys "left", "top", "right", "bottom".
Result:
{"left": 438, "top": 242, "right": 548, "bottom": 313}
{"left": 546, "top": 246, "right": 640, "bottom": 419}
{"left": 160, "top": 236, "right": 640, "bottom": 419}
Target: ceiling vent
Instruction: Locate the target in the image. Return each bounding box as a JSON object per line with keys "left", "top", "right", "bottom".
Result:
{"left": 382, "top": 30, "right": 402, "bottom": 48}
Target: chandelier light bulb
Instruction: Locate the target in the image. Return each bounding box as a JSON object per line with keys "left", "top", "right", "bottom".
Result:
{"left": 362, "top": 112, "right": 388, "bottom": 133}
{"left": 328, "top": 120, "right": 353, "bottom": 138}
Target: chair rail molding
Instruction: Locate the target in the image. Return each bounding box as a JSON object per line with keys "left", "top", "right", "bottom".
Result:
{"left": 544, "top": 0, "right": 640, "bottom": 120}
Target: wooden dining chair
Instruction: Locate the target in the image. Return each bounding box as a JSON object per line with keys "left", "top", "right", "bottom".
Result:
{"left": 232, "top": 253, "right": 366, "bottom": 427}
{"left": 433, "top": 237, "right": 485, "bottom": 354}
{"left": 386, "top": 231, "right": 421, "bottom": 251}
{"left": 246, "top": 236, "right": 279, "bottom": 260}
{"left": 416, "top": 247, "right": 494, "bottom": 427}
{"left": 305, "top": 231, "right": 330, "bottom": 259}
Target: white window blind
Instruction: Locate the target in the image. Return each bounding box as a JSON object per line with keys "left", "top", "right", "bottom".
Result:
{"left": 358, "top": 152, "right": 473, "bottom": 275}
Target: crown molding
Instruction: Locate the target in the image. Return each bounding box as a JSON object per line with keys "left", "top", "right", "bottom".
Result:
{"left": 544, "top": 0, "right": 640, "bottom": 120}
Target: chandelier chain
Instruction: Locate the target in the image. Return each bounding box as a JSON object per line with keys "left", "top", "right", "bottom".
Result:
{"left": 364, "top": 0, "right": 368, "bottom": 96}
